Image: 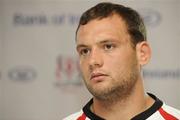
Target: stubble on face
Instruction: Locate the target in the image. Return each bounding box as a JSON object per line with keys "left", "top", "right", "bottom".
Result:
{"left": 81, "top": 52, "right": 139, "bottom": 105}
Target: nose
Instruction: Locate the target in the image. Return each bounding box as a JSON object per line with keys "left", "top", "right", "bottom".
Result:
{"left": 89, "top": 48, "right": 103, "bottom": 71}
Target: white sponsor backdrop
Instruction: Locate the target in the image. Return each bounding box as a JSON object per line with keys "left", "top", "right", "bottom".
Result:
{"left": 0, "top": 0, "right": 179, "bottom": 120}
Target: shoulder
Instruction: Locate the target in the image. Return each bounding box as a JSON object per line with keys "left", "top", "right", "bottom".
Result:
{"left": 161, "top": 103, "right": 180, "bottom": 119}
{"left": 63, "top": 110, "right": 83, "bottom": 120}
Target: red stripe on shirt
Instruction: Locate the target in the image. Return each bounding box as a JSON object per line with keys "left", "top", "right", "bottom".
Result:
{"left": 159, "top": 108, "right": 178, "bottom": 120}
{"left": 77, "top": 113, "right": 86, "bottom": 120}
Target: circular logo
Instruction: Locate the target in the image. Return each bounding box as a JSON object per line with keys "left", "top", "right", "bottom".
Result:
{"left": 8, "top": 66, "right": 37, "bottom": 81}
{"left": 138, "top": 8, "right": 162, "bottom": 27}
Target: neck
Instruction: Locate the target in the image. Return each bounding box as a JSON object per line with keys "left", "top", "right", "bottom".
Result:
{"left": 91, "top": 79, "right": 154, "bottom": 120}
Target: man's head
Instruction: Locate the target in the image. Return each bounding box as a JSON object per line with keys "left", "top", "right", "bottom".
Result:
{"left": 76, "top": 2, "right": 151, "bottom": 102}
{"left": 76, "top": 2, "right": 147, "bottom": 48}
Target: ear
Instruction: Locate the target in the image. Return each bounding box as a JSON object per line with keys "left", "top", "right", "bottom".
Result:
{"left": 136, "top": 41, "right": 151, "bottom": 66}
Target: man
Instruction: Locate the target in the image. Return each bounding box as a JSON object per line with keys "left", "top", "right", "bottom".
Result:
{"left": 64, "top": 2, "right": 180, "bottom": 120}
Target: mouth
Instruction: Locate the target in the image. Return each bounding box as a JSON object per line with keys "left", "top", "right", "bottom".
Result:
{"left": 90, "top": 72, "right": 108, "bottom": 82}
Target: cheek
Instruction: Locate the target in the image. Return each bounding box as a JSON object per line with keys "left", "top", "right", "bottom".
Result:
{"left": 79, "top": 61, "right": 84, "bottom": 72}
{"left": 105, "top": 53, "right": 133, "bottom": 73}
{"left": 79, "top": 60, "right": 88, "bottom": 74}
{"left": 105, "top": 54, "right": 125, "bottom": 67}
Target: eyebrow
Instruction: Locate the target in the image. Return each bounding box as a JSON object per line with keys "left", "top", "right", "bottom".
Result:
{"left": 76, "top": 44, "right": 88, "bottom": 51}
{"left": 76, "top": 39, "right": 117, "bottom": 50}
{"left": 99, "top": 39, "right": 115, "bottom": 44}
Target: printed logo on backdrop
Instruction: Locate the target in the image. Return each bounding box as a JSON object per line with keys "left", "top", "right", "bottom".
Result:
{"left": 13, "top": 13, "right": 80, "bottom": 26}
{"left": 55, "top": 55, "right": 180, "bottom": 88}
{"left": 143, "top": 69, "right": 180, "bottom": 80}
{"left": 8, "top": 66, "right": 37, "bottom": 82}
{"left": 55, "top": 55, "right": 82, "bottom": 87}
{"left": 138, "top": 8, "right": 162, "bottom": 27}
{"left": 12, "top": 9, "right": 161, "bottom": 27}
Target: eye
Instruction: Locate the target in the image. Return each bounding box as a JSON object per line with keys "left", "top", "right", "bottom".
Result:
{"left": 79, "top": 48, "right": 90, "bottom": 56}
{"left": 104, "top": 44, "right": 114, "bottom": 50}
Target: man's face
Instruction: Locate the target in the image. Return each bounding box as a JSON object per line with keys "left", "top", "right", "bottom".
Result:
{"left": 76, "top": 14, "right": 141, "bottom": 101}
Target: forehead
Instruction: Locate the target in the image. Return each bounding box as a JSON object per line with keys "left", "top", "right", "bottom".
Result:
{"left": 76, "top": 14, "right": 129, "bottom": 44}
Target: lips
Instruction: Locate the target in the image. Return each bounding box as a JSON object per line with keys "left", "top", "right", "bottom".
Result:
{"left": 90, "top": 72, "right": 108, "bottom": 81}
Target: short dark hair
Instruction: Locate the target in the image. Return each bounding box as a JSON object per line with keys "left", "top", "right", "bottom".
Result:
{"left": 76, "top": 2, "right": 146, "bottom": 47}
